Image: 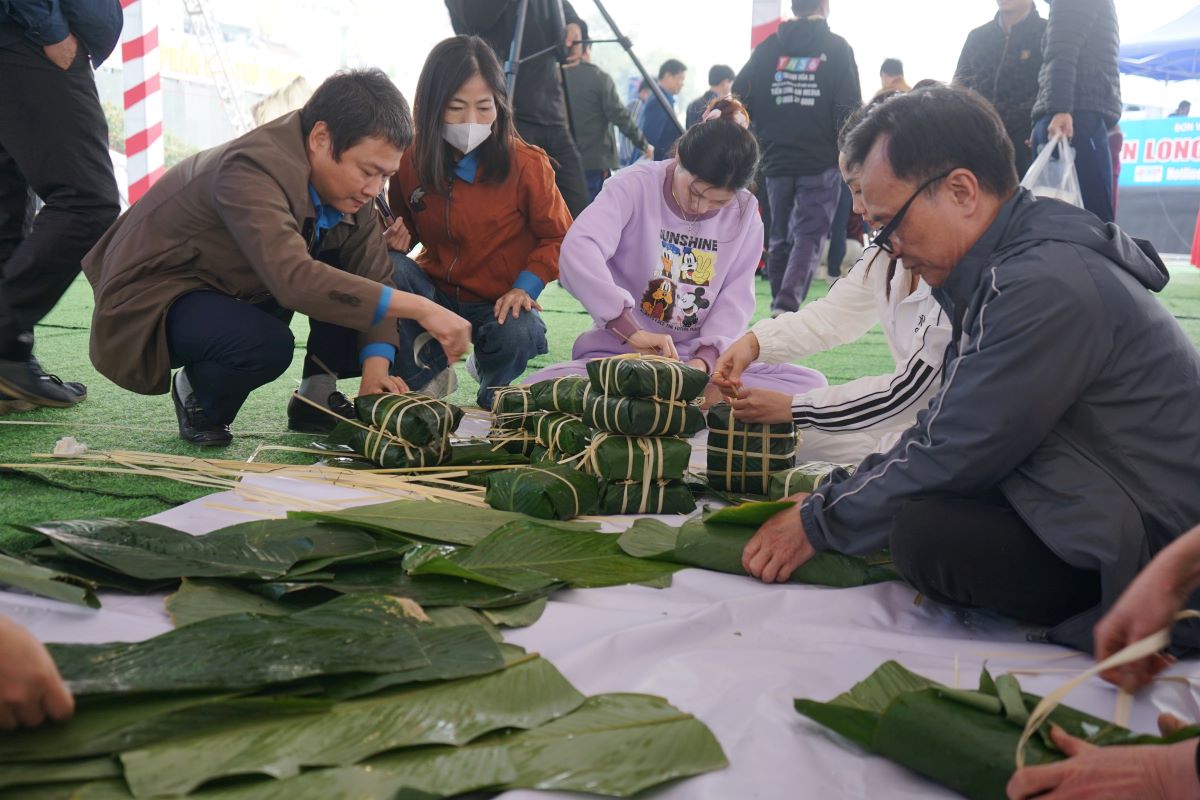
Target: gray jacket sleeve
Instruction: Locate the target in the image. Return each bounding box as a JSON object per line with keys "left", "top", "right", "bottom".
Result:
{"left": 601, "top": 72, "right": 647, "bottom": 150}
{"left": 800, "top": 248, "right": 1110, "bottom": 555}
{"left": 1039, "top": 0, "right": 1093, "bottom": 116}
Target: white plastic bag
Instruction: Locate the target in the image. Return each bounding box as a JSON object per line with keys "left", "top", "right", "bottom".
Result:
{"left": 1021, "top": 134, "right": 1083, "bottom": 207}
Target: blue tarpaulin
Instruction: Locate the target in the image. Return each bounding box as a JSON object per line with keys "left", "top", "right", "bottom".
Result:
{"left": 1120, "top": 5, "right": 1200, "bottom": 81}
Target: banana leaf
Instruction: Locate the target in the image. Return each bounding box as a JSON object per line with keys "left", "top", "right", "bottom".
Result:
{"left": 117, "top": 655, "right": 585, "bottom": 797}
{"left": 307, "top": 567, "right": 559, "bottom": 610}
{"left": 769, "top": 461, "right": 855, "bottom": 499}
{"left": 587, "top": 355, "right": 709, "bottom": 402}
{"left": 291, "top": 499, "right": 599, "bottom": 547}
{"left": 598, "top": 480, "right": 696, "bottom": 515}
{"left": 481, "top": 596, "right": 548, "bottom": 628}
{"left": 164, "top": 579, "right": 318, "bottom": 627}
{"left": 354, "top": 393, "right": 463, "bottom": 445}
{"left": 0, "top": 757, "right": 119, "bottom": 789}
{"left": 485, "top": 464, "right": 600, "bottom": 520}
{"left": 529, "top": 375, "right": 589, "bottom": 414}
{"left": 795, "top": 661, "right": 1200, "bottom": 800}
{"left": 48, "top": 595, "right": 439, "bottom": 695}
{"left": 410, "top": 520, "right": 680, "bottom": 592}
{"left": 523, "top": 411, "right": 592, "bottom": 460}
{"left": 154, "top": 692, "right": 725, "bottom": 800}
{"left": 583, "top": 388, "right": 705, "bottom": 437}
{"left": 72, "top": 778, "right": 446, "bottom": 800}
{"left": 491, "top": 385, "right": 536, "bottom": 431}
{"left": 17, "top": 519, "right": 375, "bottom": 582}
{"left": 0, "top": 693, "right": 329, "bottom": 762}
{"left": 578, "top": 432, "right": 691, "bottom": 481}
{"left": 706, "top": 403, "right": 796, "bottom": 495}
{"left": 0, "top": 552, "right": 99, "bottom": 608}
{"left": 617, "top": 505, "right": 900, "bottom": 588}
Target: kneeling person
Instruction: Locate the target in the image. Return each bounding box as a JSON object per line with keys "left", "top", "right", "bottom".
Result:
{"left": 386, "top": 35, "right": 571, "bottom": 409}
{"left": 84, "top": 70, "right": 471, "bottom": 445}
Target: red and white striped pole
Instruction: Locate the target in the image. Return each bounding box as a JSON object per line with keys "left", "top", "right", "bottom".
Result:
{"left": 120, "top": 0, "right": 165, "bottom": 204}
{"left": 752, "top": 0, "right": 783, "bottom": 48}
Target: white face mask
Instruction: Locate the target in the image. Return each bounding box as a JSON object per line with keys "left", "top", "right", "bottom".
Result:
{"left": 442, "top": 122, "right": 492, "bottom": 154}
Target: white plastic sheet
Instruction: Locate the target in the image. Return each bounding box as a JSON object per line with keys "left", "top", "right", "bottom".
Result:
{"left": 4, "top": 476, "right": 1199, "bottom": 799}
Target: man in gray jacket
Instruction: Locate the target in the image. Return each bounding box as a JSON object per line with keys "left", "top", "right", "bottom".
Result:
{"left": 743, "top": 86, "right": 1200, "bottom": 653}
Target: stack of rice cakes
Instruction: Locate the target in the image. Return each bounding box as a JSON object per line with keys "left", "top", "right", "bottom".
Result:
{"left": 579, "top": 356, "right": 706, "bottom": 515}
{"left": 350, "top": 393, "right": 464, "bottom": 468}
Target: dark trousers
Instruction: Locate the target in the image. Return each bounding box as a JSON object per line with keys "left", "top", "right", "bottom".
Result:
{"left": 1032, "top": 111, "right": 1115, "bottom": 224}
{"left": 164, "top": 254, "right": 372, "bottom": 426}
{"left": 584, "top": 169, "right": 608, "bottom": 205}
{"left": 390, "top": 254, "right": 547, "bottom": 409}
{"left": 891, "top": 494, "right": 1102, "bottom": 626}
{"left": 765, "top": 168, "right": 842, "bottom": 313}
{"left": 0, "top": 37, "right": 120, "bottom": 360}
{"left": 515, "top": 118, "right": 589, "bottom": 218}
{"left": 826, "top": 178, "right": 852, "bottom": 279}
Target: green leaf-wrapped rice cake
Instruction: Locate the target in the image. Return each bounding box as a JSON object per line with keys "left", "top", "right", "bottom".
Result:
{"left": 586, "top": 355, "right": 708, "bottom": 401}
{"left": 523, "top": 412, "right": 592, "bottom": 460}
{"left": 356, "top": 393, "right": 463, "bottom": 446}
{"left": 768, "top": 461, "right": 855, "bottom": 499}
{"left": 486, "top": 464, "right": 600, "bottom": 520}
{"left": 598, "top": 480, "right": 696, "bottom": 515}
{"left": 529, "top": 376, "right": 589, "bottom": 415}
{"left": 583, "top": 387, "right": 704, "bottom": 437}
{"left": 491, "top": 386, "right": 536, "bottom": 431}
{"left": 348, "top": 426, "right": 449, "bottom": 468}
{"left": 706, "top": 403, "right": 796, "bottom": 495}
{"left": 580, "top": 433, "right": 692, "bottom": 481}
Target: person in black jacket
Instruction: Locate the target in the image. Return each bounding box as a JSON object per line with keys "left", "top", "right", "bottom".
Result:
{"left": 445, "top": 0, "right": 589, "bottom": 217}
{"left": 732, "top": 0, "right": 861, "bottom": 314}
{"left": 0, "top": 0, "right": 121, "bottom": 412}
{"left": 1030, "top": 0, "right": 1122, "bottom": 223}
{"left": 954, "top": 0, "right": 1046, "bottom": 176}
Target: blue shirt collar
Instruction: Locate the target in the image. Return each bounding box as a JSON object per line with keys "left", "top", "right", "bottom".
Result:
{"left": 454, "top": 151, "right": 479, "bottom": 184}
{"left": 308, "top": 184, "right": 344, "bottom": 235}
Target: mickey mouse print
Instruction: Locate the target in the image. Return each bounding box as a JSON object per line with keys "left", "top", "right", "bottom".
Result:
{"left": 639, "top": 228, "right": 717, "bottom": 330}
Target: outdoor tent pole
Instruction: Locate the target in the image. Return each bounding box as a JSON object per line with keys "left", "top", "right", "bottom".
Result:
{"left": 589, "top": 0, "right": 684, "bottom": 136}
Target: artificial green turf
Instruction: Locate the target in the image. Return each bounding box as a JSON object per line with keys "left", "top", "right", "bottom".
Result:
{"left": 2, "top": 265, "right": 1198, "bottom": 537}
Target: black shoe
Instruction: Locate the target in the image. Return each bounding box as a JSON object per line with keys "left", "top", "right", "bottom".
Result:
{"left": 171, "top": 374, "right": 232, "bottom": 447}
{"left": 287, "top": 391, "right": 355, "bottom": 434}
{"left": 0, "top": 358, "right": 80, "bottom": 408}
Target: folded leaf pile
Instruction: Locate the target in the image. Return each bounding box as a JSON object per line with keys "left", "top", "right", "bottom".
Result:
{"left": 706, "top": 403, "right": 796, "bottom": 496}
{"left": 768, "top": 461, "right": 855, "bottom": 499}
{"left": 0, "top": 593, "right": 727, "bottom": 799}
{"left": 617, "top": 501, "right": 899, "bottom": 588}
{"left": 795, "top": 660, "right": 1200, "bottom": 800}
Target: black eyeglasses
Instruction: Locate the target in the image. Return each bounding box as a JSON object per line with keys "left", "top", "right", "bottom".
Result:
{"left": 870, "top": 170, "right": 953, "bottom": 254}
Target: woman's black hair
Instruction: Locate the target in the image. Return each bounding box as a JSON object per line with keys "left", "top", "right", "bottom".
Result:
{"left": 411, "top": 35, "right": 516, "bottom": 192}
{"left": 674, "top": 96, "right": 759, "bottom": 192}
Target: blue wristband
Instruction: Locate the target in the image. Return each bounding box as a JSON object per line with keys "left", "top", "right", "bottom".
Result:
{"left": 370, "top": 286, "right": 394, "bottom": 326}
{"left": 359, "top": 343, "right": 397, "bottom": 365}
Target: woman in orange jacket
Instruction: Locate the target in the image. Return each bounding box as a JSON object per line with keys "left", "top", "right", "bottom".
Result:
{"left": 385, "top": 34, "right": 572, "bottom": 409}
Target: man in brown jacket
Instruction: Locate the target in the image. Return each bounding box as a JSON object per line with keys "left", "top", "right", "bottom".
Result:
{"left": 83, "top": 69, "right": 471, "bottom": 446}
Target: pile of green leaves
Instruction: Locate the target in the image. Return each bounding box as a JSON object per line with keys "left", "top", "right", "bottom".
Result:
{"left": 0, "top": 594, "right": 727, "bottom": 799}
{"left": 617, "top": 501, "right": 899, "bottom": 588}
{"left": 795, "top": 660, "right": 1200, "bottom": 800}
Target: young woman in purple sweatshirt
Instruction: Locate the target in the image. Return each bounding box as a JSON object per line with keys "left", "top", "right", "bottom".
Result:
{"left": 524, "top": 97, "right": 826, "bottom": 403}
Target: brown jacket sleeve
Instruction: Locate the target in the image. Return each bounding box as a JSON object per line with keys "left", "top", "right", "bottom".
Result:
{"left": 517, "top": 149, "right": 571, "bottom": 285}
{"left": 211, "top": 155, "right": 391, "bottom": 334}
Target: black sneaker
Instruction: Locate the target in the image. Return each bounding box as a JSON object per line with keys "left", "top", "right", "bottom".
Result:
{"left": 0, "top": 390, "right": 34, "bottom": 415}
{"left": 287, "top": 391, "right": 355, "bottom": 434}
{"left": 171, "top": 373, "right": 232, "bottom": 447}
{"left": 0, "top": 358, "right": 80, "bottom": 408}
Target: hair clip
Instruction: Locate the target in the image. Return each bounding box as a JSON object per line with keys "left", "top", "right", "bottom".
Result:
{"left": 703, "top": 107, "right": 750, "bottom": 129}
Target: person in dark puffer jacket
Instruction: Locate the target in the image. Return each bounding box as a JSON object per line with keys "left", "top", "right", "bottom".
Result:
{"left": 954, "top": 0, "right": 1046, "bottom": 176}
{"left": 1030, "top": 0, "right": 1122, "bottom": 223}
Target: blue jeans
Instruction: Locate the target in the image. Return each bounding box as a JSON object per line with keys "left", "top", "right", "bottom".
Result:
{"left": 584, "top": 169, "right": 609, "bottom": 205}
{"left": 390, "top": 254, "right": 548, "bottom": 409}
{"left": 766, "top": 167, "right": 842, "bottom": 313}
{"left": 1031, "top": 111, "right": 1114, "bottom": 224}
{"left": 826, "top": 178, "right": 852, "bottom": 279}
